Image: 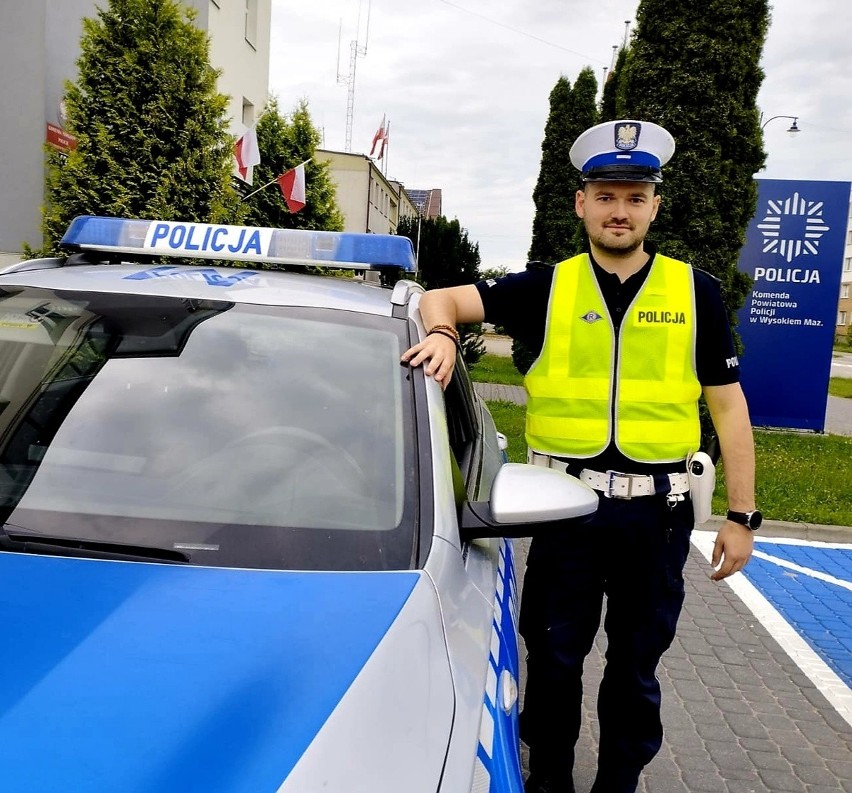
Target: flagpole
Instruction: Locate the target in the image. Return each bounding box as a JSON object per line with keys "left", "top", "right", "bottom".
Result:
{"left": 383, "top": 120, "right": 390, "bottom": 176}
{"left": 239, "top": 158, "right": 313, "bottom": 201}
{"left": 241, "top": 177, "right": 279, "bottom": 201}
{"left": 415, "top": 211, "right": 422, "bottom": 268}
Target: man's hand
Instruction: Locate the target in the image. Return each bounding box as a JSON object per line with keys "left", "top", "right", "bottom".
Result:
{"left": 710, "top": 520, "right": 755, "bottom": 581}
{"left": 401, "top": 333, "right": 459, "bottom": 388}
{"left": 401, "top": 285, "right": 485, "bottom": 389}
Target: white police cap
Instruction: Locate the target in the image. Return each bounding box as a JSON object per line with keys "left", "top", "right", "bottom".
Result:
{"left": 569, "top": 119, "right": 675, "bottom": 183}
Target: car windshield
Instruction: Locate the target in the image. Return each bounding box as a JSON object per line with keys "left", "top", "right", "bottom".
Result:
{"left": 0, "top": 286, "right": 417, "bottom": 571}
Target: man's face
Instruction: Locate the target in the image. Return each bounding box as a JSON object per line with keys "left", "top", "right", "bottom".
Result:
{"left": 575, "top": 181, "right": 660, "bottom": 256}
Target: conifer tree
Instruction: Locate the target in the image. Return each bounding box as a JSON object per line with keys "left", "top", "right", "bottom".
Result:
{"left": 527, "top": 76, "right": 573, "bottom": 265}
{"left": 528, "top": 68, "right": 599, "bottom": 265}
{"left": 610, "top": 0, "right": 769, "bottom": 443}
{"left": 40, "top": 0, "right": 242, "bottom": 252}
{"left": 613, "top": 0, "right": 769, "bottom": 324}
{"left": 600, "top": 47, "right": 628, "bottom": 122}
{"left": 241, "top": 99, "right": 344, "bottom": 232}
{"left": 517, "top": 69, "right": 599, "bottom": 373}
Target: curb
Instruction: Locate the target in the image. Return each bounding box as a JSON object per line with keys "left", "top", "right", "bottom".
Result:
{"left": 696, "top": 514, "right": 852, "bottom": 544}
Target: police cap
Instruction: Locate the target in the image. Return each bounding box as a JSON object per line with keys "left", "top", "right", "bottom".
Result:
{"left": 569, "top": 120, "right": 675, "bottom": 184}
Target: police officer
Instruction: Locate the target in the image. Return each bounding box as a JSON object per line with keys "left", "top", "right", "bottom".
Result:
{"left": 401, "top": 119, "right": 757, "bottom": 793}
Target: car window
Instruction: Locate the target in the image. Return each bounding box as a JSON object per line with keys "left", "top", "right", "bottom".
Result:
{"left": 0, "top": 287, "right": 418, "bottom": 571}
{"left": 442, "top": 351, "right": 486, "bottom": 493}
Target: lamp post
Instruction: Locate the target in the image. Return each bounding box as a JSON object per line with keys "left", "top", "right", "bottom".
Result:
{"left": 760, "top": 114, "right": 800, "bottom": 135}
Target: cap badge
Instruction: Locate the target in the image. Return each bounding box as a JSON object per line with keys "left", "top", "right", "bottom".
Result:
{"left": 614, "top": 122, "right": 640, "bottom": 151}
{"left": 580, "top": 310, "right": 604, "bottom": 324}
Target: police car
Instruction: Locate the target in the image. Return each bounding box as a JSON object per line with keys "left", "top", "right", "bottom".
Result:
{"left": 0, "top": 217, "right": 597, "bottom": 792}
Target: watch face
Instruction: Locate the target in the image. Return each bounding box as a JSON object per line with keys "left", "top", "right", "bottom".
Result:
{"left": 748, "top": 510, "right": 763, "bottom": 530}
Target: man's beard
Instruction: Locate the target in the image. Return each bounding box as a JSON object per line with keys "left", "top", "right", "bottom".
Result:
{"left": 586, "top": 224, "right": 644, "bottom": 256}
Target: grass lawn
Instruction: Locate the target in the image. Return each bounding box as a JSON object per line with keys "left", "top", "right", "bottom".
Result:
{"left": 830, "top": 377, "right": 852, "bottom": 399}
{"left": 469, "top": 353, "right": 524, "bottom": 386}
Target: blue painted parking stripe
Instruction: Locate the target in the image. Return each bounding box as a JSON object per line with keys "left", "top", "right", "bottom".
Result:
{"left": 691, "top": 532, "right": 852, "bottom": 729}
{"left": 744, "top": 539, "right": 852, "bottom": 687}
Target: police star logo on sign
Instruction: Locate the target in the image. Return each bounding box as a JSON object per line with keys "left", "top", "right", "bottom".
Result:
{"left": 756, "top": 191, "right": 830, "bottom": 263}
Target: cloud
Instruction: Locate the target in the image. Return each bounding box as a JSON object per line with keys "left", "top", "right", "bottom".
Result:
{"left": 270, "top": 0, "right": 852, "bottom": 271}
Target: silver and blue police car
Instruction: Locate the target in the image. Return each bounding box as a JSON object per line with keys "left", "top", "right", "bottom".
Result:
{"left": 0, "top": 217, "right": 597, "bottom": 792}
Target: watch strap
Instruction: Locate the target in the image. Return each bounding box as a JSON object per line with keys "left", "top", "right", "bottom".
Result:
{"left": 726, "top": 509, "right": 761, "bottom": 531}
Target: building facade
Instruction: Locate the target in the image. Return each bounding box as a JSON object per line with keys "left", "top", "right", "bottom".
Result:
{"left": 0, "top": 0, "right": 270, "bottom": 265}
{"left": 317, "top": 149, "right": 418, "bottom": 235}
{"left": 407, "top": 188, "right": 443, "bottom": 219}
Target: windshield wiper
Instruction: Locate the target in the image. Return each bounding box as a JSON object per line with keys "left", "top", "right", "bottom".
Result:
{"left": 0, "top": 525, "right": 190, "bottom": 564}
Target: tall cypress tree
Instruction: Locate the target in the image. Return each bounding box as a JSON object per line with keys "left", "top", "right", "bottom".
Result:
{"left": 600, "top": 47, "right": 628, "bottom": 122}
{"left": 516, "top": 69, "right": 600, "bottom": 374}
{"left": 40, "top": 0, "right": 242, "bottom": 252}
{"left": 242, "top": 98, "right": 344, "bottom": 232}
{"left": 528, "top": 76, "right": 573, "bottom": 264}
{"left": 614, "top": 0, "right": 769, "bottom": 325}
{"left": 528, "top": 68, "right": 599, "bottom": 265}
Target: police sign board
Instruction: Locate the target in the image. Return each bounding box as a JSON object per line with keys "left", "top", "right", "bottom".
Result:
{"left": 737, "top": 178, "right": 851, "bottom": 431}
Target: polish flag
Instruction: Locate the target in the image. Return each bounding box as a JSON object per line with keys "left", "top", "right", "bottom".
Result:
{"left": 234, "top": 127, "right": 261, "bottom": 180}
{"left": 370, "top": 115, "right": 386, "bottom": 157}
{"left": 376, "top": 120, "right": 389, "bottom": 160}
{"left": 277, "top": 164, "right": 306, "bottom": 213}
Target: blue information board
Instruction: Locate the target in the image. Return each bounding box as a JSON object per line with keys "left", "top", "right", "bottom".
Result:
{"left": 737, "top": 179, "right": 850, "bottom": 431}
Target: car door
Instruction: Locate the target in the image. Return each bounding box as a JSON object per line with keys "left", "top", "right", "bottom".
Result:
{"left": 442, "top": 353, "right": 524, "bottom": 792}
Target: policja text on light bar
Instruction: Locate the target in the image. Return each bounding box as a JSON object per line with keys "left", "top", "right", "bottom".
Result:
{"left": 60, "top": 216, "right": 417, "bottom": 272}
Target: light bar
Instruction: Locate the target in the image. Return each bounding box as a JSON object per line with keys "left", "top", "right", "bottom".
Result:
{"left": 60, "top": 216, "right": 417, "bottom": 272}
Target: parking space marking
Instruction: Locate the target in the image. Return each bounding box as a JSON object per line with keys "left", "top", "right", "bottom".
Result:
{"left": 691, "top": 531, "right": 852, "bottom": 728}
{"left": 751, "top": 548, "right": 852, "bottom": 591}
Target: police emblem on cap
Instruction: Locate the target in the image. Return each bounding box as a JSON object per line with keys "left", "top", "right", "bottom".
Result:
{"left": 615, "top": 122, "right": 640, "bottom": 151}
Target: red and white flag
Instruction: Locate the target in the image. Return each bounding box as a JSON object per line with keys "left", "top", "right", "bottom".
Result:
{"left": 369, "top": 115, "right": 386, "bottom": 157}
{"left": 277, "top": 164, "right": 306, "bottom": 213}
{"left": 234, "top": 126, "right": 261, "bottom": 180}
{"left": 376, "top": 120, "right": 389, "bottom": 160}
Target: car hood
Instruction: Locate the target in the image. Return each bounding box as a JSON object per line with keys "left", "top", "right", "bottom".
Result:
{"left": 0, "top": 553, "right": 455, "bottom": 793}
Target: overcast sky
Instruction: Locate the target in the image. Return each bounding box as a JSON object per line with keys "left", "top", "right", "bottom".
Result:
{"left": 268, "top": 0, "right": 852, "bottom": 272}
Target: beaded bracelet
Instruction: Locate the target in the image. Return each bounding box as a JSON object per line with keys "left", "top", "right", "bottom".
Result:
{"left": 428, "top": 323, "right": 461, "bottom": 344}
{"left": 427, "top": 328, "right": 460, "bottom": 348}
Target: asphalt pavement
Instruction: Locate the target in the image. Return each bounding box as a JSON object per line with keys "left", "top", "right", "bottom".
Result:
{"left": 475, "top": 338, "right": 852, "bottom": 792}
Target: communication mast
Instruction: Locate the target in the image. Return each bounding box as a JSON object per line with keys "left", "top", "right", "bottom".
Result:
{"left": 336, "top": 0, "right": 372, "bottom": 153}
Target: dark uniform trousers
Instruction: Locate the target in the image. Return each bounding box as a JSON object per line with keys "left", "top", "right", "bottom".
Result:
{"left": 519, "top": 487, "right": 694, "bottom": 792}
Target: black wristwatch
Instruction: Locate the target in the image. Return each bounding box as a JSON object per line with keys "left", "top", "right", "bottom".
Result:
{"left": 726, "top": 509, "right": 763, "bottom": 531}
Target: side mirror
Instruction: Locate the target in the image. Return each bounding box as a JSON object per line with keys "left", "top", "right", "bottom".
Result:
{"left": 460, "top": 463, "right": 599, "bottom": 541}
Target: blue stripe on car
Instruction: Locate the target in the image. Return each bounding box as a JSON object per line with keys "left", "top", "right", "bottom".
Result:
{"left": 476, "top": 538, "right": 523, "bottom": 792}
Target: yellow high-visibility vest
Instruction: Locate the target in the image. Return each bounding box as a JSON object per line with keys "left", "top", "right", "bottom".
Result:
{"left": 525, "top": 253, "right": 701, "bottom": 462}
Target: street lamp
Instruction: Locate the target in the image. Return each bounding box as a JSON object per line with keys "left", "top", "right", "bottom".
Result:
{"left": 760, "top": 114, "right": 800, "bottom": 136}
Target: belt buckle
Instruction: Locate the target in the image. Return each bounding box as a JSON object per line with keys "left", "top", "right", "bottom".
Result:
{"left": 605, "top": 470, "right": 633, "bottom": 499}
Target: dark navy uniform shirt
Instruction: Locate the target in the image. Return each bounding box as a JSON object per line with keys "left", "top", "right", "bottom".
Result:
{"left": 474, "top": 245, "right": 739, "bottom": 474}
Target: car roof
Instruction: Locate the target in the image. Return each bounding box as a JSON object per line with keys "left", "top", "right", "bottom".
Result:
{"left": 0, "top": 216, "right": 423, "bottom": 317}
{"left": 0, "top": 262, "right": 417, "bottom": 317}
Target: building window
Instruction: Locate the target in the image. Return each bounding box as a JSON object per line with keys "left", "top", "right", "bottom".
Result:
{"left": 845, "top": 257, "right": 852, "bottom": 272}
{"left": 839, "top": 310, "right": 848, "bottom": 326}
{"left": 245, "top": 0, "right": 258, "bottom": 48}
{"left": 242, "top": 99, "right": 254, "bottom": 127}
{"left": 843, "top": 284, "right": 850, "bottom": 300}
